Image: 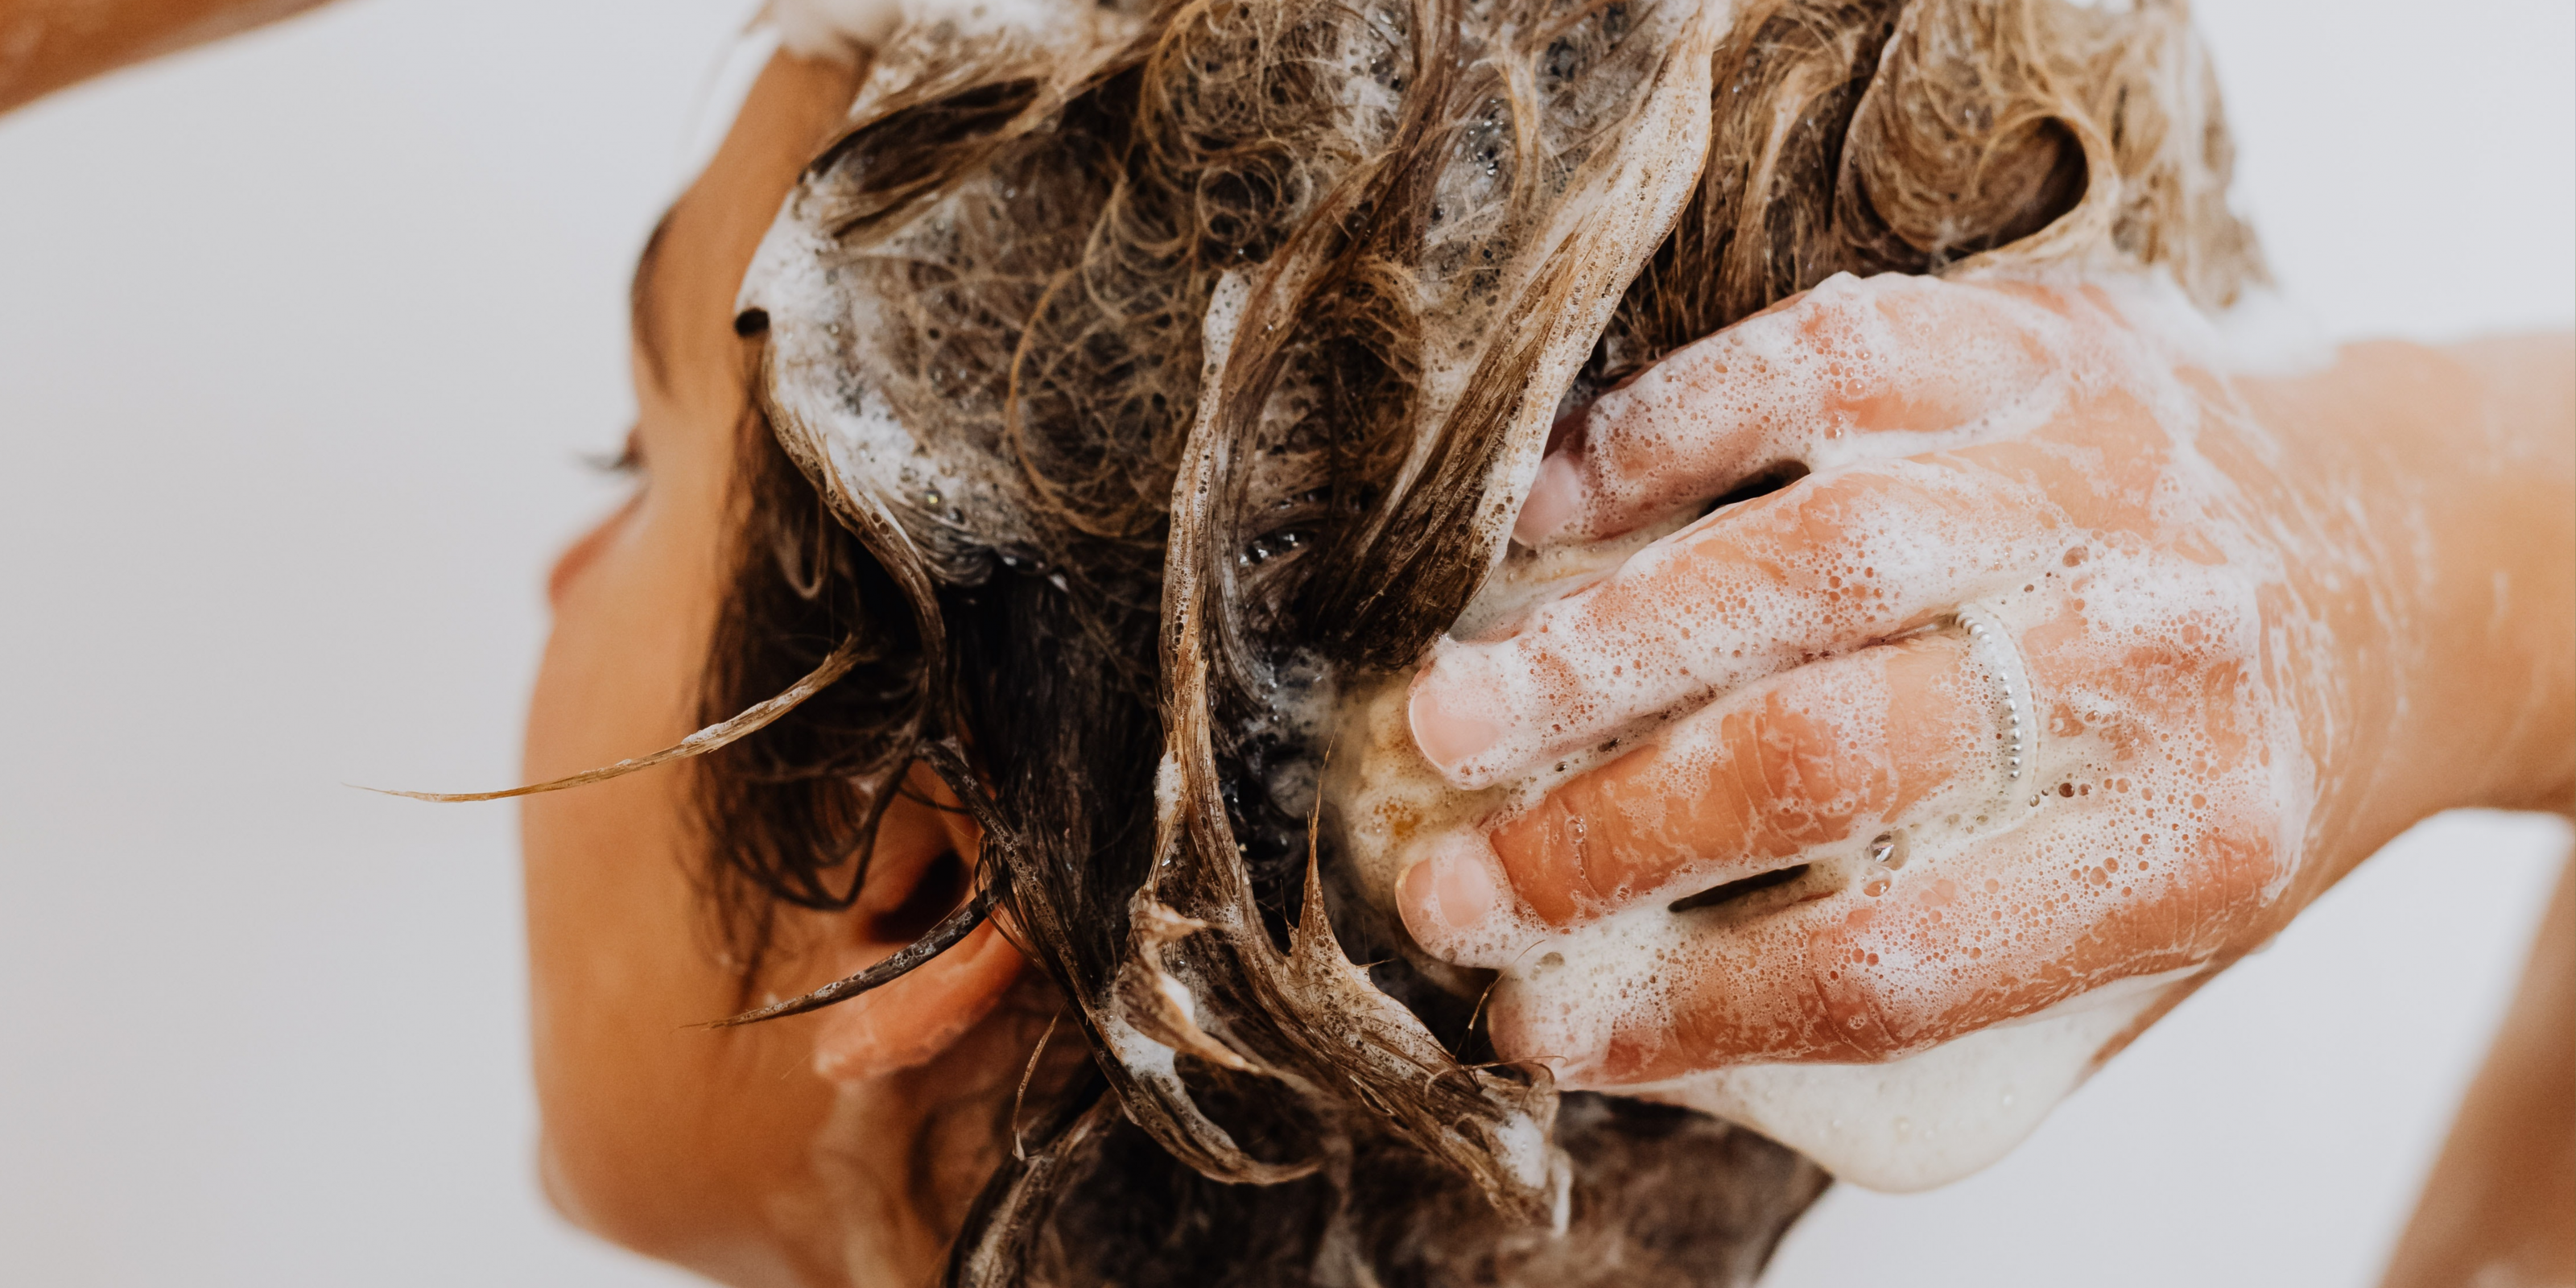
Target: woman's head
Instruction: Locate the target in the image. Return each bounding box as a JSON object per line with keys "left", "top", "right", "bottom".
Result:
{"left": 522, "top": 52, "right": 1063, "bottom": 1286}
{"left": 522, "top": 0, "right": 2260, "bottom": 1282}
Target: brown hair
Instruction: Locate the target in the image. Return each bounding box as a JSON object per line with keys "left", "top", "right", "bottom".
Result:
{"left": 698, "top": 0, "right": 2261, "bottom": 1281}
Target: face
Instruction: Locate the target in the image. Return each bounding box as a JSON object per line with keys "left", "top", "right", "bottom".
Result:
{"left": 519, "top": 52, "right": 1041, "bottom": 1288}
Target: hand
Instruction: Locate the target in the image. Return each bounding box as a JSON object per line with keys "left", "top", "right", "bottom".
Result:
{"left": 1385, "top": 272, "right": 2572, "bottom": 1089}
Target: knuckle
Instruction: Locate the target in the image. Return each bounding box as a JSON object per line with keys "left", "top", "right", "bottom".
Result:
{"left": 1770, "top": 463, "right": 2006, "bottom": 558}
{"left": 1727, "top": 700, "right": 1851, "bottom": 857}
{"left": 1494, "top": 793, "right": 1604, "bottom": 923}
{"left": 1785, "top": 466, "right": 1926, "bottom": 525}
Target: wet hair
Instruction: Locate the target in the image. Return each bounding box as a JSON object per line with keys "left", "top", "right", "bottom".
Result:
{"left": 696, "top": 0, "right": 2263, "bottom": 1281}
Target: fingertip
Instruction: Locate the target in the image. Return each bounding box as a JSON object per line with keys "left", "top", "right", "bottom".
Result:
{"left": 1480, "top": 972, "right": 1619, "bottom": 1087}
{"left": 1479, "top": 999, "right": 1550, "bottom": 1073}
{"left": 1396, "top": 838, "right": 1505, "bottom": 951}
{"left": 1407, "top": 664, "right": 1505, "bottom": 781}
{"left": 1514, "top": 451, "right": 1583, "bottom": 545}
{"left": 1397, "top": 847, "right": 1495, "bottom": 933}
{"left": 1434, "top": 848, "right": 1501, "bottom": 929}
{"left": 1395, "top": 857, "right": 1440, "bottom": 940}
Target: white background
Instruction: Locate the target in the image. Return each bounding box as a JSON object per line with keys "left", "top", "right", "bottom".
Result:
{"left": 0, "top": 1, "right": 2566, "bottom": 1283}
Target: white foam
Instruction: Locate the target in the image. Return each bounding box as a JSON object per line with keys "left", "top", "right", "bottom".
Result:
{"left": 768, "top": 0, "right": 1087, "bottom": 59}
{"left": 1628, "top": 968, "right": 2194, "bottom": 1191}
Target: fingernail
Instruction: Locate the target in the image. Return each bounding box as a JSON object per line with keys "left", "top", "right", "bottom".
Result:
{"left": 1514, "top": 452, "right": 1582, "bottom": 545}
{"left": 1398, "top": 844, "right": 1500, "bottom": 935}
{"left": 1409, "top": 668, "right": 1504, "bottom": 776}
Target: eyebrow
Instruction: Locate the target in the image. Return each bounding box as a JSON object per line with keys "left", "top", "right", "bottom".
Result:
{"left": 629, "top": 205, "right": 679, "bottom": 392}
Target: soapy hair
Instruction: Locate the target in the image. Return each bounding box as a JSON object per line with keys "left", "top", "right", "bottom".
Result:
{"left": 697, "top": 0, "right": 2263, "bottom": 1282}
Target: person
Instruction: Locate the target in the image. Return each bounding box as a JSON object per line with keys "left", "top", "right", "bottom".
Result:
{"left": 8, "top": 0, "right": 2567, "bottom": 1284}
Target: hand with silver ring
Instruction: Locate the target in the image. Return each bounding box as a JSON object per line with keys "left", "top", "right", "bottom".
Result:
{"left": 1376, "top": 270, "right": 2573, "bottom": 1117}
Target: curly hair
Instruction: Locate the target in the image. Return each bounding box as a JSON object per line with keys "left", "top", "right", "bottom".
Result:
{"left": 693, "top": 0, "right": 2263, "bottom": 1281}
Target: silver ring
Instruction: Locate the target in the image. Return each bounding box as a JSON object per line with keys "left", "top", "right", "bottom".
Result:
{"left": 1951, "top": 604, "right": 2043, "bottom": 817}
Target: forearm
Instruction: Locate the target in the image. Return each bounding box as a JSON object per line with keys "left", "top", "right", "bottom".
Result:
{"left": 1, "top": 0, "right": 326, "bottom": 114}
{"left": 2250, "top": 335, "right": 2576, "bottom": 894}
{"left": 2430, "top": 336, "right": 2576, "bottom": 813}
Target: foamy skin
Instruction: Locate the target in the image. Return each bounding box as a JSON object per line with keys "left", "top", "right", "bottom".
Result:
{"left": 1417, "top": 272, "right": 2298, "bottom": 791}
{"left": 1335, "top": 270, "right": 2326, "bottom": 1191}
{"left": 1417, "top": 456, "right": 2070, "bottom": 791}
{"left": 1558, "top": 273, "right": 2079, "bottom": 543}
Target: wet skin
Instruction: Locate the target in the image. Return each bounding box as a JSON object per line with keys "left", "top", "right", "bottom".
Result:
{"left": 520, "top": 52, "right": 1046, "bottom": 1288}
{"left": 1398, "top": 276, "right": 2574, "bottom": 1083}
{"left": 9, "top": 7, "right": 2566, "bottom": 1282}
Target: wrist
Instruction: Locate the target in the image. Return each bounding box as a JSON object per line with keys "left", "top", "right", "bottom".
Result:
{"left": 2246, "top": 336, "right": 2575, "bottom": 891}
{"left": 2438, "top": 336, "right": 2576, "bottom": 815}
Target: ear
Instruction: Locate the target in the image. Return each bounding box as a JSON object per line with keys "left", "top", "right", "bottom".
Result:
{"left": 809, "top": 765, "right": 1024, "bottom": 1084}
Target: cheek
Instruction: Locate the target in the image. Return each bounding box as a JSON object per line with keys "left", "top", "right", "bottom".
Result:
{"left": 517, "top": 485, "right": 835, "bottom": 1262}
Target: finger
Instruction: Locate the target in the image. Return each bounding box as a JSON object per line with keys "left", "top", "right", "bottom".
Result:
{"left": 1516, "top": 273, "right": 2080, "bottom": 547}
{"left": 1484, "top": 793, "right": 2284, "bottom": 1085}
{"left": 1480, "top": 633, "right": 1993, "bottom": 926}
{"left": 1414, "top": 458, "right": 2061, "bottom": 787}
